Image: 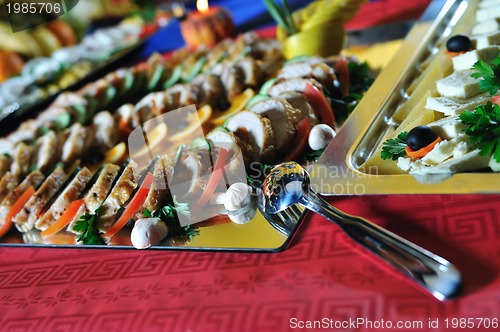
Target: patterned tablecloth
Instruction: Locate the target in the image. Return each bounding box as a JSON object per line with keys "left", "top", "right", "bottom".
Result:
{"left": 2, "top": 1, "right": 500, "bottom": 331}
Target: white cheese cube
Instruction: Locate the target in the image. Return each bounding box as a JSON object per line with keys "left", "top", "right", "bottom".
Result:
{"left": 476, "top": 6, "right": 500, "bottom": 21}
{"left": 425, "top": 93, "right": 491, "bottom": 116}
{"left": 409, "top": 150, "right": 490, "bottom": 183}
{"left": 472, "top": 31, "right": 500, "bottom": 49}
{"left": 435, "top": 70, "right": 481, "bottom": 99}
{"left": 422, "top": 135, "right": 469, "bottom": 166}
{"left": 472, "top": 19, "right": 500, "bottom": 35}
{"left": 427, "top": 117, "right": 467, "bottom": 139}
{"left": 479, "top": 0, "right": 500, "bottom": 9}
{"left": 452, "top": 46, "right": 500, "bottom": 71}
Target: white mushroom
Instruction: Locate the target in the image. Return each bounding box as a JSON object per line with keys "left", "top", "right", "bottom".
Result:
{"left": 224, "top": 182, "right": 252, "bottom": 211}
{"left": 131, "top": 218, "right": 169, "bottom": 249}
{"left": 308, "top": 124, "right": 336, "bottom": 151}
{"left": 224, "top": 182, "right": 257, "bottom": 225}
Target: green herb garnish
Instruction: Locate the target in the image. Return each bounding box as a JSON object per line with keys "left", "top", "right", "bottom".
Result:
{"left": 142, "top": 196, "right": 196, "bottom": 241}
{"left": 304, "top": 148, "right": 325, "bottom": 162}
{"left": 348, "top": 61, "right": 375, "bottom": 94}
{"left": 381, "top": 132, "right": 409, "bottom": 160}
{"left": 471, "top": 56, "right": 500, "bottom": 95}
{"left": 459, "top": 101, "right": 500, "bottom": 162}
{"left": 73, "top": 206, "right": 106, "bottom": 245}
{"left": 263, "top": 0, "right": 298, "bottom": 36}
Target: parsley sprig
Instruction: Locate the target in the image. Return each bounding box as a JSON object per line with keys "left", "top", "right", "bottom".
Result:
{"left": 73, "top": 206, "right": 106, "bottom": 245}
{"left": 381, "top": 132, "right": 409, "bottom": 160}
{"left": 143, "top": 197, "right": 198, "bottom": 242}
{"left": 471, "top": 56, "right": 500, "bottom": 95}
{"left": 459, "top": 101, "right": 500, "bottom": 162}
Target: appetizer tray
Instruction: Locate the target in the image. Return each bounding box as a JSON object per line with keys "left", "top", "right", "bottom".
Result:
{"left": 311, "top": 0, "right": 500, "bottom": 195}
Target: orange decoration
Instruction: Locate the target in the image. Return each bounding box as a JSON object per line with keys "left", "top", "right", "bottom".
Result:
{"left": 405, "top": 137, "right": 442, "bottom": 159}
{"left": 0, "top": 51, "right": 24, "bottom": 82}
{"left": 46, "top": 21, "right": 77, "bottom": 46}
{"left": 180, "top": 1, "right": 235, "bottom": 48}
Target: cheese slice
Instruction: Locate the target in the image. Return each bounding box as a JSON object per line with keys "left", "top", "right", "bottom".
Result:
{"left": 425, "top": 92, "right": 491, "bottom": 116}
{"left": 472, "top": 31, "right": 500, "bottom": 49}
{"left": 421, "top": 135, "right": 469, "bottom": 166}
{"left": 409, "top": 149, "right": 490, "bottom": 183}
{"left": 427, "top": 117, "right": 467, "bottom": 140}
{"left": 472, "top": 18, "right": 500, "bottom": 35}
{"left": 435, "top": 70, "right": 481, "bottom": 99}
{"left": 476, "top": 6, "right": 500, "bottom": 21}
{"left": 452, "top": 46, "right": 500, "bottom": 71}
{"left": 479, "top": 0, "right": 500, "bottom": 9}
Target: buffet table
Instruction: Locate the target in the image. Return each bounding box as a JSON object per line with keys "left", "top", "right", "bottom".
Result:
{"left": 1, "top": 1, "right": 500, "bottom": 331}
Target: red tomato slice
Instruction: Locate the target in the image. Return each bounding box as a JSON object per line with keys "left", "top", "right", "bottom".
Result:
{"left": 104, "top": 172, "right": 154, "bottom": 238}
{"left": 335, "top": 56, "right": 350, "bottom": 97}
{"left": 283, "top": 118, "right": 311, "bottom": 162}
{"left": 192, "top": 148, "right": 228, "bottom": 214}
{"left": 492, "top": 95, "right": 500, "bottom": 106}
{"left": 304, "top": 82, "right": 336, "bottom": 128}
{"left": 0, "top": 186, "right": 35, "bottom": 238}
{"left": 41, "top": 199, "right": 85, "bottom": 237}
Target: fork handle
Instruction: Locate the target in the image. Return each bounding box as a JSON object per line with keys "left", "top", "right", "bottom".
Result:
{"left": 300, "top": 192, "right": 461, "bottom": 301}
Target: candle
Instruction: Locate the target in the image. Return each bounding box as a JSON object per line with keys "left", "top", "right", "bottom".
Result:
{"left": 180, "top": 0, "right": 235, "bottom": 48}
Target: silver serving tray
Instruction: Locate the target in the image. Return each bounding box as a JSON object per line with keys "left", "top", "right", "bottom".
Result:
{"left": 310, "top": 0, "right": 500, "bottom": 195}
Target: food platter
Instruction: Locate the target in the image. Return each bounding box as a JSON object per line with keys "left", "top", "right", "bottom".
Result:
{"left": 312, "top": 0, "right": 500, "bottom": 195}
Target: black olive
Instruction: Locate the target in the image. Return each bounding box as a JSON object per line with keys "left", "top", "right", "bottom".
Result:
{"left": 446, "top": 35, "right": 471, "bottom": 52}
{"left": 406, "top": 126, "right": 437, "bottom": 151}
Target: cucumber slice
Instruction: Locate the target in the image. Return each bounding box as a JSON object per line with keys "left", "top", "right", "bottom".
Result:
{"left": 182, "top": 57, "right": 207, "bottom": 83}
{"left": 120, "top": 70, "right": 135, "bottom": 96}
{"left": 147, "top": 64, "right": 165, "bottom": 91}
{"left": 102, "top": 85, "right": 117, "bottom": 108}
{"left": 84, "top": 95, "right": 99, "bottom": 115}
{"left": 246, "top": 94, "right": 269, "bottom": 108}
{"left": 259, "top": 78, "right": 277, "bottom": 95}
{"left": 53, "top": 112, "right": 71, "bottom": 131}
{"left": 190, "top": 138, "right": 211, "bottom": 151}
{"left": 285, "top": 55, "right": 310, "bottom": 65}
{"left": 72, "top": 104, "right": 89, "bottom": 125}
{"left": 163, "top": 65, "right": 182, "bottom": 89}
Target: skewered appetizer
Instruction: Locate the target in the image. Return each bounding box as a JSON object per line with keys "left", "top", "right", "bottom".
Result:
{"left": 0, "top": 31, "right": 373, "bottom": 248}
{"left": 361, "top": 0, "right": 500, "bottom": 183}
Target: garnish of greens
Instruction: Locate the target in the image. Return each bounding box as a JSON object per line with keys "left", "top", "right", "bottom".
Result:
{"left": 73, "top": 206, "right": 106, "bottom": 245}
{"left": 459, "top": 101, "right": 500, "bottom": 162}
{"left": 143, "top": 197, "right": 199, "bottom": 241}
{"left": 348, "top": 61, "right": 375, "bottom": 95}
{"left": 304, "top": 148, "right": 325, "bottom": 162}
{"left": 471, "top": 55, "right": 500, "bottom": 95}
{"left": 263, "top": 0, "right": 298, "bottom": 36}
{"left": 381, "top": 132, "right": 409, "bottom": 160}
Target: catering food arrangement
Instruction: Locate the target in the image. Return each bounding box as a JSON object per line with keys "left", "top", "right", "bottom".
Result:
{"left": 0, "top": 0, "right": 376, "bottom": 249}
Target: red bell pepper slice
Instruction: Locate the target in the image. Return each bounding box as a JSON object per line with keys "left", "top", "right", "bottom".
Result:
{"left": 0, "top": 186, "right": 35, "bottom": 238}
{"left": 283, "top": 118, "right": 311, "bottom": 162}
{"left": 335, "top": 56, "right": 350, "bottom": 97}
{"left": 192, "top": 148, "right": 228, "bottom": 214}
{"left": 304, "top": 82, "right": 336, "bottom": 128}
{"left": 104, "top": 172, "right": 154, "bottom": 238}
{"left": 41, "top": 199, "right": 85, "bottom": 237}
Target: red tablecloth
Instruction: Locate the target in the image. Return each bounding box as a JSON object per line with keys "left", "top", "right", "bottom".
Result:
{"left": 1, "top": 194, "right": 499, "bottom": 331}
